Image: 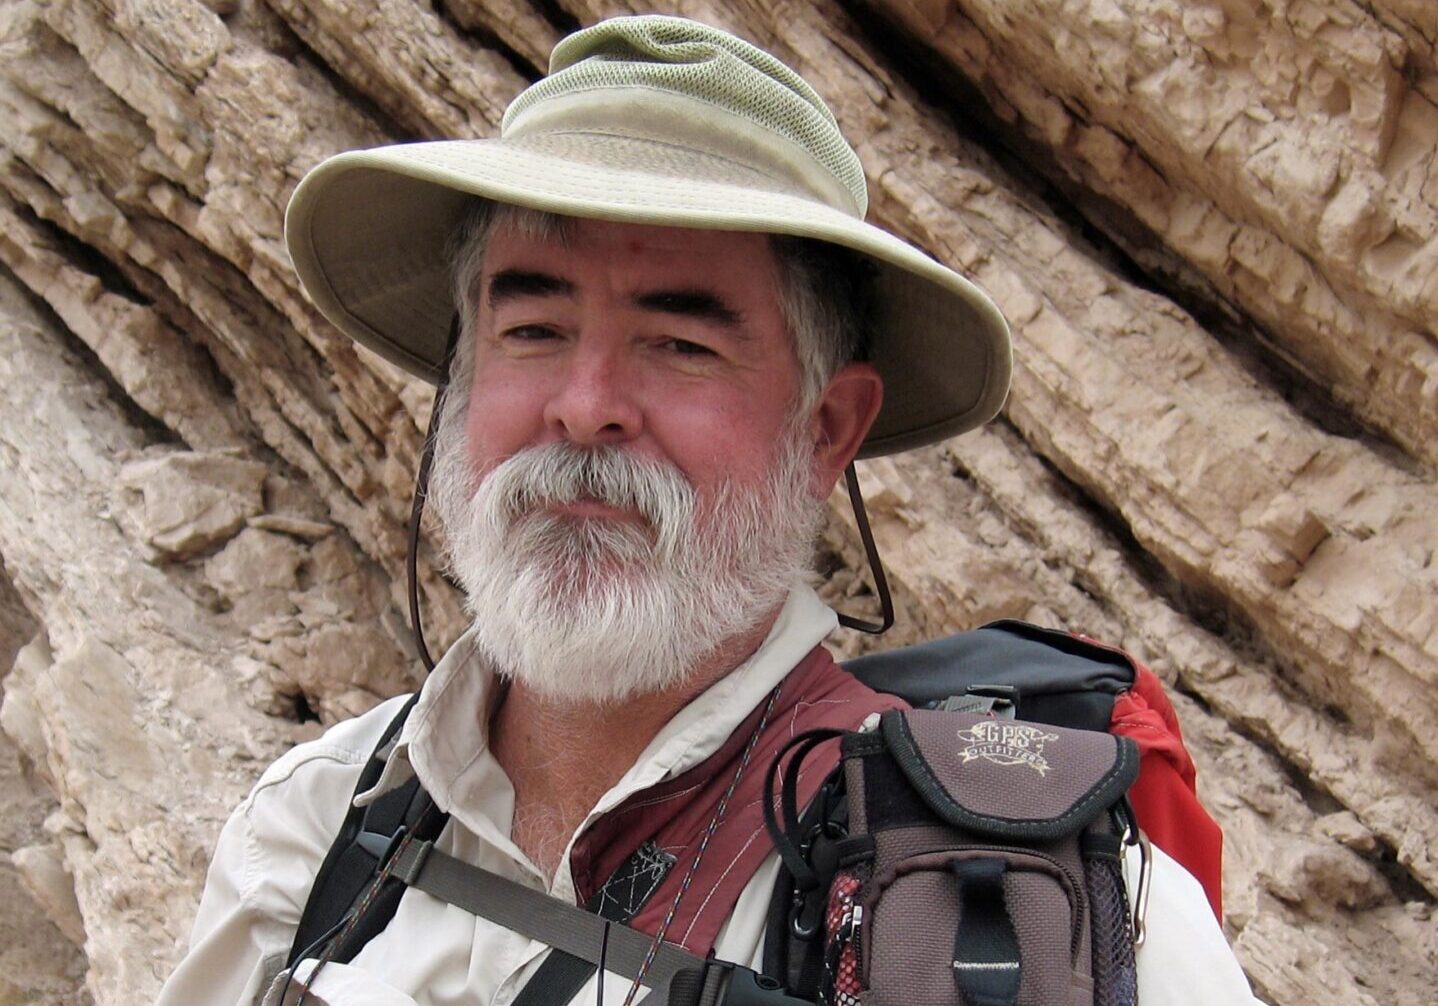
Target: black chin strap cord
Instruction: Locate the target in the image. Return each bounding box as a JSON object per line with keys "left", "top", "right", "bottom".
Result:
{"left": 407, "top": 319, "right": 461, "bottom": 674}
{"left": 835, "top": 461, "right": 894, "bottom": 635}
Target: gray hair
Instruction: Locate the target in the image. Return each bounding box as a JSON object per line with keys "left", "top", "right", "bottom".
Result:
{"left": 441, "top": 201, "right": 874, "bottom": 423}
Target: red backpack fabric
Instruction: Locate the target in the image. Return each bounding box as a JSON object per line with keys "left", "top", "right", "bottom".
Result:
{"left": 1110, "top": 659, "right": 1223, "bottom": 919}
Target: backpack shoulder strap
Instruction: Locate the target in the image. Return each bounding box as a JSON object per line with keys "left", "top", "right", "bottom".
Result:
{"left": 287, "top": 694, "right": 445, "bottom": 968}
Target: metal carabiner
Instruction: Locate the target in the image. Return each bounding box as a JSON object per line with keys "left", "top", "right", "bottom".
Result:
{"left": 1130, "top": 826, "right": 1153, "bottom": 948}
{"left": 1117, "top": 798, "right": 1152, "bottom": 949}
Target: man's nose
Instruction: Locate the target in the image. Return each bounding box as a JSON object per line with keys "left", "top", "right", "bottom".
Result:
{"left": 542, "top": 340, "right": 643, "bottom": 446}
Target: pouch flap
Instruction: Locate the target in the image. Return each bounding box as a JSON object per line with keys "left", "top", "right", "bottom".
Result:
{"left": 879, "top": 709, "right": 1138, "bottom": 842}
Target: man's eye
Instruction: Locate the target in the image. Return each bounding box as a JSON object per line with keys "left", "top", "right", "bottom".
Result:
{"left": 664, "top": 338, "right": 715, "bottom": 357}
{"left": 504, "top": 325, "right": 560, "bottom": 342}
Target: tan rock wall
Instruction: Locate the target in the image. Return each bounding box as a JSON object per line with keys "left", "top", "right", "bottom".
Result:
{"left": 0, "top": 560, "right": 91, "bottom": 1006}
{"left": 864, "top": 0, "right": 1438, "bottom": 465}
{"left": 0, "top": 1, "right": 1432, "bottom": 1004}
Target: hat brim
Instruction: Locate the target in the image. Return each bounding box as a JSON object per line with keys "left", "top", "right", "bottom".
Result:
{"left": 284, "top": 135, "right": 1011, "bottom": 458}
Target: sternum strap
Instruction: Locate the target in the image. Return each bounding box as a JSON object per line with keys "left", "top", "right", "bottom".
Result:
{"left": 391, "top": 839, "right": 704, "bottom": 992}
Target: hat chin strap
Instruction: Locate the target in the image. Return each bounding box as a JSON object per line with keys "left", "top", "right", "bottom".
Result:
{"left": 406, "top": 318, "right": 460, "bottom": 673}
{"left": 835, "top": 464, "right": 895, "bottom": 635}
{"left": 404, "top": 320, "right": 893, "bottom": 673}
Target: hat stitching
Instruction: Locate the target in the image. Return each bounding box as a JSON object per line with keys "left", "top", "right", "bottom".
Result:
{"left": 400, "top": 143, "right": 843, "bottom": 212}
{"left": 504, "top": 82, "right": 858, "bottom": 212}
{"left": 514, "top": 128, "right": 822, "bottom": 201}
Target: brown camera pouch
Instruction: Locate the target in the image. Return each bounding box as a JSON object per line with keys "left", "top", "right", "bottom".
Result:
{"left": 830, "top": 709, "right": 1140, "bottom": 1006}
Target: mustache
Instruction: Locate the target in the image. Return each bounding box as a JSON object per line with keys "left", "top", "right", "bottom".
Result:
{"left": 480, "top": 442, "right": 697, "bottom": 532}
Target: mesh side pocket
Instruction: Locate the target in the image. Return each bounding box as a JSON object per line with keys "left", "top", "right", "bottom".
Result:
{"left": 822, "top": 870, "right": 862, "bottom": 1006}
{"left": 1087, "top": 855, "right": 1138, "bottom": 1006}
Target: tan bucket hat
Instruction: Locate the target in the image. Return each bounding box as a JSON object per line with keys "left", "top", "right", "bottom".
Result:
{"left": 285, "top": 15, "right": 1010, "bottom": 458}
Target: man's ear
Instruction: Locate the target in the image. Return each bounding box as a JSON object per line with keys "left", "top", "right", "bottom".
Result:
{"left": 809, "top": 362, "right": 883, "bottom": 498}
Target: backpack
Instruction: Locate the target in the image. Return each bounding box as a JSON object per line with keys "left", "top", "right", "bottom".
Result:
{"left": 760, "top": 708, "right": 1140, "bottom": 1006}
{"left": 285, "top": 620, "right": 1221, "bottom": 1005}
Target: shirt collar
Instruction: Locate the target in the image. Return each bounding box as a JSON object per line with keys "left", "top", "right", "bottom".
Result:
{"left": 368, "top": 583, "right": 838, "bottom": 843}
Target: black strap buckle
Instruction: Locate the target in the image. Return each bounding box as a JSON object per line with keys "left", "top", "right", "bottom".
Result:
{"left": 788, "top": 818, "right": 847, "bottom": 940}
{"left": 938, "top": 684, "right": 1020, "bottom": 718}
{"left": 355, "top": 825, "right": 407, "bottom": 867}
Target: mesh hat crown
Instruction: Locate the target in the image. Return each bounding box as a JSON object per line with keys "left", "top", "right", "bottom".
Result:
{"left": 284, "top": 15, "right": 1011, "bottom": 457}
{"left": 508, "top": 17, "right": 868, "bottom": 216}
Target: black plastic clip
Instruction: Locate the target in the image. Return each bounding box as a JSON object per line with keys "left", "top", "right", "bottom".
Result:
{"left": 937, "top": 684, "right": 1020, "bottom": 719}
{"left": 356, "top": 826, "right": 407, "bottom": 867}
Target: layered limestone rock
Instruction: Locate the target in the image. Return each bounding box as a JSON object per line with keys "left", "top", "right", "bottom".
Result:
{"left": 0, "top": 564, "right": 91, "bottom": 1006}
{"left": 861, "top": 0, "right": 1438, "bottom": 467}
{"left": 0, "top": 1, "right": 1432, "bottom": 1004}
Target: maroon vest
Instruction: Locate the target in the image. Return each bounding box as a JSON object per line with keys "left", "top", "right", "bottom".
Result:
{"left": 568, "top": 645, "right": 906, "bottom": 954}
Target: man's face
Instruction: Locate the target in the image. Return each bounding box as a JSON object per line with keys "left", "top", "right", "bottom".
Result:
{"left": 432, "top": 217, "right": 836, "bottom": 704}
{"left": 462, "top": 218, "right": 806, "bottom": 506}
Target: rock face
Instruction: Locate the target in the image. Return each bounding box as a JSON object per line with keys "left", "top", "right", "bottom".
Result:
{"left": 0, "top": 1, "right": 1432, "bottom": 1004}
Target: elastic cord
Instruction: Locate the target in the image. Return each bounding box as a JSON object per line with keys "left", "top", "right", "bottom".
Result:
{"left": 281, "top": 913, "right": 355, "bottom": 1006}
{"left": 407, "top": 318, "right": 461, "bottom": 673}
{"left": 835, "top": 463, "right": 894, "bottom": 634}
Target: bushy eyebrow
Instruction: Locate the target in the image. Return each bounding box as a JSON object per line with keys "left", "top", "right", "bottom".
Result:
{"left": 632, "top": 289, "right": 744, "bottom": 329}
{"left": 487, "top": 269, "right": 745, "bottom": 332}
{"left": 487, "top": 269, "right": 575, "bottom": 310}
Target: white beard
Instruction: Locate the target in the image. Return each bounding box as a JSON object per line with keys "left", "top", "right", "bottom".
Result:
{"left": 430, "top": 422, "right": 822, "bottom": 705}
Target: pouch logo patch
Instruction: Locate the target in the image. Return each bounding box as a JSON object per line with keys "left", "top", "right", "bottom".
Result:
{"left": 956, "top": 721, "right": 1060, "bottom": 776}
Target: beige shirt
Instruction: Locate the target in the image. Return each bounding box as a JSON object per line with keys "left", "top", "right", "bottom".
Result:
{"left": 157, "top": 585, "right": 1264, "bottom": 1006}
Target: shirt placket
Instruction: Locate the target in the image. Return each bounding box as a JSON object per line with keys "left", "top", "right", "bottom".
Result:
{"left": 488, "top": 862, "right": 582, "bottom": 1006}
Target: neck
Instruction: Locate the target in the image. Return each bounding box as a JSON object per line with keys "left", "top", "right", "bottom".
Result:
{"left": 489, "top": 609, "right": 781, "bottom": 879}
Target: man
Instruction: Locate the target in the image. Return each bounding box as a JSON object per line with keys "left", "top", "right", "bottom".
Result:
{"left": 159, "top": 15, "right": 1263, "bottom": 1006}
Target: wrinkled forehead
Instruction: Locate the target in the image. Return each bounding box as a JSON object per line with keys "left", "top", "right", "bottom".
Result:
{"left": 454, "top": 203, "right": 787, "bottom": 301}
